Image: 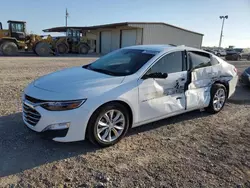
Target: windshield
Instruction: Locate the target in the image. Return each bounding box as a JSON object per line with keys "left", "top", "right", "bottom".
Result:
{"left": 234, "top": 48, "right": 243, "bottom": 53}
{"left": 86, "top": 49, "right": 157, "bottom": 76}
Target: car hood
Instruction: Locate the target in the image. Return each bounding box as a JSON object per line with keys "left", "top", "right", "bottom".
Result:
{"left": 33, "top": 66, "right": 125, "bottom": 94}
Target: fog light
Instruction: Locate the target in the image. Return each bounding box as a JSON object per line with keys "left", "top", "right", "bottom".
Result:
{"left": 43, "top": 122, "right": 70, "bottom": 131}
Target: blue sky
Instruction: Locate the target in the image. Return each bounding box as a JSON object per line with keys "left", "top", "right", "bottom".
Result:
{"left": 1, "top": 0, "right": 249, "bottom": 48}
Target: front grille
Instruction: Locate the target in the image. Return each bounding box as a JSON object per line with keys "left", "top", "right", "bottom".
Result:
{"left": 23, "top": 103, "right": 41, "bottom": 126}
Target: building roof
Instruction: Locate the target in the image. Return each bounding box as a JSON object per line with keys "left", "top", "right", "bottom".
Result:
{"left": 7, "top": 20, "right": 26, "bottom": 23}
{"left": 43, "top": 22, "right": 203, "bottom": 36}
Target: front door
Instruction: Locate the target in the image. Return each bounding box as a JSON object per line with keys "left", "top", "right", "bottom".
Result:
{"left": 138, "top": 51, "right": 187, "bottom": 122}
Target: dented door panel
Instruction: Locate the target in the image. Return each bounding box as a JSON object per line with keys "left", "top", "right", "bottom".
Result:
{"left": 186, "top": 57, "right": 238, "bottom": 110}
{"left": 138, "top": 71, "right": 187, "bottom": 122}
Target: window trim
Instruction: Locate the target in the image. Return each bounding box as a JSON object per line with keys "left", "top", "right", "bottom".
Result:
{"left": 140, "top": 50, "right": 185, "bottom": 79}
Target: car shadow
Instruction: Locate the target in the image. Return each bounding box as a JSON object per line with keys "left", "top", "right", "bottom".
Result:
{"left": 128, "top": 109, "right": 212, "bottom": 136}
{"left": 0, "top": 112, "right": 98, "bottom": 177}
{"left": 0, "top": 110, "right": 211, "bottom": 177}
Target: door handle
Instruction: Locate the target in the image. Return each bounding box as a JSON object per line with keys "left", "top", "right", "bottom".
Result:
{"left": 176, "top": 97, "right": 182, "bottom": 100}
{"left": 180, "top": 78, "right": 185, "bottom": 81}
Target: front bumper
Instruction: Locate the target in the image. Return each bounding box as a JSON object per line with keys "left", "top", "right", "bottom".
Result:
{"left": 22, "top": 97, "right": 91, "bottom": 142}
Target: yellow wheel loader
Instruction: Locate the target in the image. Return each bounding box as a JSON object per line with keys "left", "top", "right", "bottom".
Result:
{"left": 52, "top": 29, "right": 93, "bottom": 55}
{"left": 0, "top": 20, "right": 52, "bottom": 56}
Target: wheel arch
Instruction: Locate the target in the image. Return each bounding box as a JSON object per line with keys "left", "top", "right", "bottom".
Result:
{"left": 213, "top": 80, "right": 229, "bottom": 98}
{"left": 0, "top": 38, "right": 19, "bottom": 46}
{"left": 85, "top": 100, "right": 134, "bottom": 138}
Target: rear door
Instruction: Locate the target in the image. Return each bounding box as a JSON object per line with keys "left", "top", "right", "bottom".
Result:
{"left": 185, "top": 51, "right": 217, "bottom": 110}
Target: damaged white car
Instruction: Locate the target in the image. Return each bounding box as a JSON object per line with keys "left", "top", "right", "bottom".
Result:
{"left": 23, "top": 45, "right": 238, "bottom": 147}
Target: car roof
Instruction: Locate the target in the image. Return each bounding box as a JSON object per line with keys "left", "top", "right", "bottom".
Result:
{"left": 125, "top": 44, "right": 204, "bottom": 53}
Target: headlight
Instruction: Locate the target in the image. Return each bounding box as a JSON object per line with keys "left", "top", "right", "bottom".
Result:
{"left": 41, "top": 99, "right": 86, "bottom": 111}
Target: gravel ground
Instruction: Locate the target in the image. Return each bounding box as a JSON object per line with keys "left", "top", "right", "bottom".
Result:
{"left": 0, "top": 57, "right": 250, "bottom": 188}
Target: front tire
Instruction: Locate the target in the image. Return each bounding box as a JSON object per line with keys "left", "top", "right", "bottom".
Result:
{"left": 206, "top": 84, "right": 227, "bottom": 113}
{"left": 87, "top": 103, "right": 130, "bottom": 147}
{"left": 35, "top": 42, "right": 51, "bottom": 56}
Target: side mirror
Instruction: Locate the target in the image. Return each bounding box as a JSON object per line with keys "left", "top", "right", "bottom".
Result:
{"left": 142, "top": 72, "right": 168, "bottom": 80}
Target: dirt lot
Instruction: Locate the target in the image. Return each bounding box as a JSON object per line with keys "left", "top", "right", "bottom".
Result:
{"left": 0, "top": 57, "right": 250, "bottom": 188}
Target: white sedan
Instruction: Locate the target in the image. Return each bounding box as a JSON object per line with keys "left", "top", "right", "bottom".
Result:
{"left": 23, "top": 45, "right": 238, "bottom": 147}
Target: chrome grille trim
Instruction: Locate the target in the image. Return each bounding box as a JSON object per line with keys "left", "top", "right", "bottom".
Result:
{"left": 22, "top": 102, "right": 41, "bottom": 126}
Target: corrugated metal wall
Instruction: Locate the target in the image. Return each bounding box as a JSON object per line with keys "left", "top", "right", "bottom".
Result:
{"left": 129, "top": 23, "right": 203, "bottom": 48}
{"left": 96, "top": 26, "right": 143, "bottom": 53}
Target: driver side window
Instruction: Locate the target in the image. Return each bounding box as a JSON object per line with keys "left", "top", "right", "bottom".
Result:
{"left": 147, "top": 51, "right": 183, "bottom": 75}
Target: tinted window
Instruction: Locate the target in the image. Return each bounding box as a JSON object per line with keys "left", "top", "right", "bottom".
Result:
{"left": 188, "top": 51, "right": 211, "bottom": 69}
{"left": 149, "top": 51, "right": 183, "bottom": 74}
{"left": 87, "top": 49, "right": 157, "bottom": 76}
{"left": 11, "top": 23, "right": 24, "bottom": 32}
{"left": 234, "top": 48, "right": 243, "bottom": 53}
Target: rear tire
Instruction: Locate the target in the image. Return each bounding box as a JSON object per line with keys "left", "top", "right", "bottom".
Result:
{"left": 56, "top": 43, "right": 69, "bottom": 54}
{"left": 206, "top": 84, "right": 227, "bottom": 113}
{"left": 78, "top": 43, "right": 89, "bottom": 54}
{"left": 0, "top": 43, "right": 4, "bottom": 51}
{"left": 2, "top": 42, "right": 18, "bottom": 56}
{"left": 35, "top": 42, "right": 51, "bottom": 56}
{"left": 217, "top": 53, "right": 221, "bottom": 57}
{"left": 87, "top": 103, "right": 130, "bottom": 147}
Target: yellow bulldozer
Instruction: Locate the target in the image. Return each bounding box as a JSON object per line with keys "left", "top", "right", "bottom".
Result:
{"left": 50, "top": 28, "right": 95, "bottom": 55}
{"left": 0, "top": 20, "right": 52, "bottom": 56}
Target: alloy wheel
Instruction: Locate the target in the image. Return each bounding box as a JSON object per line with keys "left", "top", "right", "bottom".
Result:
{"left": 213, "top": 88, "right": 226, "bottom": 111}
{"left": 96, "top": 109, "right": 125, "bottom": 143}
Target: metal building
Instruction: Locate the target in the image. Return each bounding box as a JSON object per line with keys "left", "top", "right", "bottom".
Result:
{"left": 44, "top": 22, "right": 203, "bottom": 54}
{"left": 94, "top": 22, "right": 203, "bottom": 54}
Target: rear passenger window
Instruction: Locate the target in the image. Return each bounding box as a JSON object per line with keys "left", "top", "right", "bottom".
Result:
{"left": 188, "top": 51, "right": 211, "bottom": 69}
{"left": 211, "top": 57, "right": 220, "bottom": 65}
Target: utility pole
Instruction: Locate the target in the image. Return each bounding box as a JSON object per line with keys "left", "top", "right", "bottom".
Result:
{"left": 66, "top": 8, "right": 69, "bottom": 27}
{"left": 219, "top": 15, "right": 228, "bottom": 48}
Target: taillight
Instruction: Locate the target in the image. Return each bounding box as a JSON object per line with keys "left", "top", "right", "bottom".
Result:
{"left": 234, "top": 67, "right": 237, "bottom": 73}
